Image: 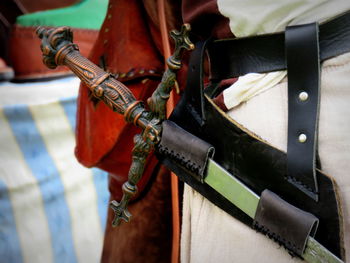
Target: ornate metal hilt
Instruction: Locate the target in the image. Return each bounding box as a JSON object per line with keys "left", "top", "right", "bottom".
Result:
{"left": 37, "top": 24, "right": 193, "bottom": 226}
{"left": 147, "top": 24, "right": 194, "bottom": 120}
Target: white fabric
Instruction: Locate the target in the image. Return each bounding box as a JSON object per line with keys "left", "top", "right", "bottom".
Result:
{"left": 0, "top": 76, "right": 80, "bottom": 107}
{"left": 181, "top": 51, "right": 350, "bottom": 262}
{"left": 223, "top": 71, "right": 286, "bottom": 109}
{"left": 217, "top": 0, "right": 350, "bottom": 38}
{"left": 218, "top": 0, "right": 350, "bottom": 110}
{"left": 0, "top": 77, "right": 109, "bottom": 263}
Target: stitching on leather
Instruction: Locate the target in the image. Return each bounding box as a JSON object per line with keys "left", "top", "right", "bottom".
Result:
{"left": 109, "top": 68, "right": 163, "bottom": 82}
{"left": 286, "top": 175, "right": 317, "bottom": 194}
{"left": 253, "top": 221, "right": 301, "bottom": 257}
{"left": 158, "top": 145, "right": 201, "bottom": 174}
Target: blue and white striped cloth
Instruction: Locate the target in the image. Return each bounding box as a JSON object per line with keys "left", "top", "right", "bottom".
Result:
{"left": 0, "top": 77, "right": 109, "bottom": 263}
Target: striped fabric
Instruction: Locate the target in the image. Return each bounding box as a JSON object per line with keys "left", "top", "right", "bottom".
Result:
{"left": 0, "top": 77, "right": 109, "bottom": 263}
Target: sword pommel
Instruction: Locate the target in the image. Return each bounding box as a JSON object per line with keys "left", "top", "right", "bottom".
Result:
{"left": 36, "top": 26, "right": 77, "bottom": 69}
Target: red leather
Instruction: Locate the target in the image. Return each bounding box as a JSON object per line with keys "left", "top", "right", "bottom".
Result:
{"left": 75, "top": 0, "right": 173, "bottom": 200}
{"left": 9, "top": 25, "right": 98, "bottom": 80}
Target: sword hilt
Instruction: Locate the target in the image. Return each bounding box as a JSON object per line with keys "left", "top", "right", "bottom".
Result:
{"left": 36, "top": 26, "right": 145, "bottom": 120}
{"left": 37, "top": 24, "right": 194, "bottom": 227}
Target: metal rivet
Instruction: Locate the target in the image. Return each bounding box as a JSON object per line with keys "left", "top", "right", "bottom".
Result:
{"left": 139, "top": 69, "right": 145, "bottom": 74}
{"left": 298, "top": 133, "right": 307, "bottom": 143}
{"left": 299, "top": 91, "right": 308, "bottom": 101}
{"left": 103, "top": 39, "right": 108, "bottom": 45}
{"left": 149, "top": 69, "right": 155, "bottom": 74}
{"left": 120, "top": 73, "right": 126, "bottom": 78}
{"left": 107, "top": 14, "right": 112, "bottom": 19}
{"left": 105, "top": 28, "right": 109, "bottom": 33}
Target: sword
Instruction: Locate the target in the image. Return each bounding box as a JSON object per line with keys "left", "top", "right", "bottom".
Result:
{"left": 36, "top": 25, "right": 343, "bottom": 263}
{"left": 36, "top": 24, "right": 193, "bottom": 226}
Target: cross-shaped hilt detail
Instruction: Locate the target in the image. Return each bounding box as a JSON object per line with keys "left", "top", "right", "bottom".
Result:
{"left": 167, "top": 23, "right": 194, "bottom": 70}
{"left": 110, "top": 200, "right": 132, "bottom": 226}
{"left": 109, "top": 181, "right": 135, "bottom": 226}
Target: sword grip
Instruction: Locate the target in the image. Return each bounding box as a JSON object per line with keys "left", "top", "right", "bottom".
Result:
{"left": 36, "top": 26, "right": 145, "bottom": 125}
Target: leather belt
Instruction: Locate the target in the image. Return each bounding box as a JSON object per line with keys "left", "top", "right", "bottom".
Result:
{"left": 207, "top": 10, "right": 350, "bottom": 80}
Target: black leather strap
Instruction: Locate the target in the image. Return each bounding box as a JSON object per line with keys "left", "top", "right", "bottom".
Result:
{"left": 286, "top": 23, "right": 320, "bottom": 201}
{"left": 180, "top": 40, "right": 209, "bottom": 126}
{"left": 254, "top": 189, "right": 319, "bottom": 256}
{"left": 207, "top": 10, "right": 350, "bottom": 80}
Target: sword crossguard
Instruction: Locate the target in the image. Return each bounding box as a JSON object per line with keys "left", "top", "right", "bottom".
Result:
{"left": 110, "top": 200, "right": 132, "bottom": 226}
{"left": 167, "top": 23, "right": 194, "bottom": 70}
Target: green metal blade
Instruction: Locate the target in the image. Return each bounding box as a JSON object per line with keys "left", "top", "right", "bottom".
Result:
{"left": 304, "top": 237, "right": 343, "bottom": 263}
{"left": 203, "top": 159, "right": 343, "bottom": 263}
{"left": 204, "top": 159, "right": 259, "bottom": 218}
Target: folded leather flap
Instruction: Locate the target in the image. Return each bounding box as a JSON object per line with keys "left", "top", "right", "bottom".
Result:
{"left": 158, "top": 120, "right": 215, "bottom": 182}
{"left": 253, "top": 189, "right": 319, "bottom": 257}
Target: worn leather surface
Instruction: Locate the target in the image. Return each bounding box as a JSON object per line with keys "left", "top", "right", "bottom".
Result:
{"left": 254, "top": 189, "right": 319, "bottom": 256}
{"left": 9, "top": 25, "right": 98, "bottom": 80}
{"left": 286, "top": 23, "right": 320, "bottom": 201}
{"left": 165, "top": 38, "right": 345, "bottom": 259}
{"left": 158, "top": 120, "right": 215, "bottom": 182}
{"left": 207, "top": 10, "right": 350, "bottom": 80}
